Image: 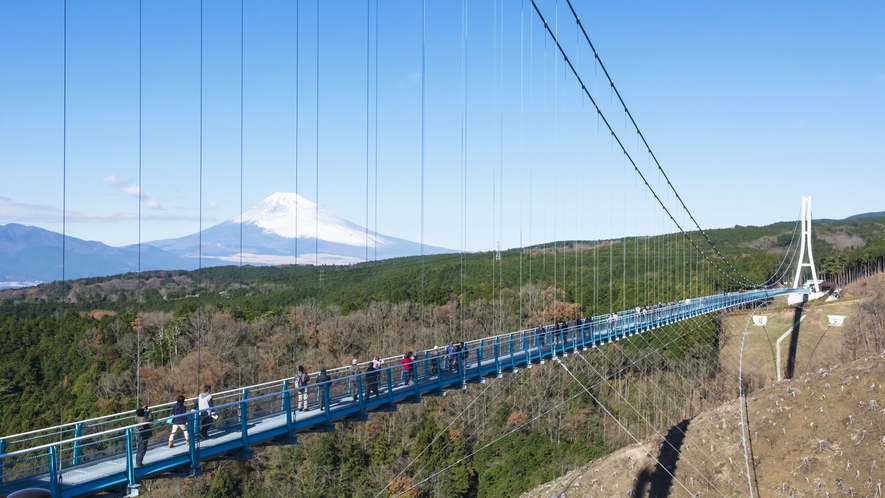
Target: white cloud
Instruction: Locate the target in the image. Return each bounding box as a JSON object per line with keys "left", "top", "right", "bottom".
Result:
{"left": 102, "top": 174, "right": 122, "bottom": 187}
{"left": 0, "top": 197, "right": 205, "bottom": 223}
{"left": 144, "top": 199, "right": 165, "bottom": 210}
{"left": 208, "top": 201, "right": 218, "bottom": 209}
{"left": 102, "top": 174, "right": 168, "bottom": 209}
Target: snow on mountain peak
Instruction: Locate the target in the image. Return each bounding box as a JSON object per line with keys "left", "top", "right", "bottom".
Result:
{"left": 234, "top": 192, "right": 388, "bottom": 247}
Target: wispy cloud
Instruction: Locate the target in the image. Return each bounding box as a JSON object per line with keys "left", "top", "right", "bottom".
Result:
{"left": 208, "top": 201, "right": 218, "bottom": 209}
{"left": 144, "top": 199, "right": 165, "bottom": 210}
{"left": 102, "top": 174, "right": 165, "bottom": 208}
{"left": 102, "top": 174, "right": 122, "bottom": 187}
{"left": 0, "top": 197, "right": 207, "bottom": 223}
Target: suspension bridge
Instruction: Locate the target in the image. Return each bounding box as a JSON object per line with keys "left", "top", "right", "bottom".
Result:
{"left": 0, "top": 0, "right": 832, "bottom": 497}
{"left": 0, "top": 288, "right": 807, "bottom": 497}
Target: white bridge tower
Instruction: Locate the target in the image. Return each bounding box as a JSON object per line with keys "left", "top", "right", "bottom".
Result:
{"left": 792, "top": 196, "right": 820, "bottom": 292}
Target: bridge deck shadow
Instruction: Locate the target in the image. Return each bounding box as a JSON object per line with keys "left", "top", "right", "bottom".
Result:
{"left": 784, "top": 304, "right": 804, "bottom": 379}
{"left": 632, "top": 418, "right": 691, "bottom": 498}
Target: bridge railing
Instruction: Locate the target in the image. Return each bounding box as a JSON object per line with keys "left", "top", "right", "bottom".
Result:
{"left": 0, "top": 290, "right": 779, "bottom": 457}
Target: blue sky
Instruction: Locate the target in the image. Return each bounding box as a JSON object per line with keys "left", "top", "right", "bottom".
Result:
{"left": 1, "top": 0, "right": 883, "bottom": 251}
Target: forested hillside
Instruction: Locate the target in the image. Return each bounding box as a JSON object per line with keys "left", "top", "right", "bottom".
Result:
{"left": 2, "top": 219, "right": 885, "bottom": 497}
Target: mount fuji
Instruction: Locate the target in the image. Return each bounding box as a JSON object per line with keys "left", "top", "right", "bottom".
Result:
{"left": 147, "top": 192, "right": 455, "bottom": 265}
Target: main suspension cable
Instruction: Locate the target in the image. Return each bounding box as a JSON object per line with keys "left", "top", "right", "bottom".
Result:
{"left": 561, "top": 0, "right": 759, "bottom": 288}
{"left": 529, "top": 0, "right": 758, "bottom": 289}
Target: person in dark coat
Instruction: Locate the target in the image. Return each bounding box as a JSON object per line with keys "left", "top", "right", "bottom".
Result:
{"left": 134, "top": 405, "right": 153, "bottom": 466}
{"left": 168, "top": 395, "right": 189, "bottom": 448}
{"left": 365, "top": 362, "right": 381, "bottom": 399}
{"left": 315, "top": 368, "right": 332, "bottom": 409}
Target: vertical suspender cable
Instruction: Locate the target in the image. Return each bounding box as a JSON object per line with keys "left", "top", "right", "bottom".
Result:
{"left": 239, "top": 0, "right": 244, "bottom": 315}
{"left": 491, "top": 0, "right": 496, "bottom": 332}
{"left": 552, "top": 0, "right": 558, "bottom": 323}
{"left": 420, "top": 0, "right": 425, "bottom": 330}
{"left": 315, "top": 0, "right": 320, "bottom": 329}
{"left": 460, "top": 0, "right": 468, "bottom": 336}
{"left": 374, "top": 0, "right": 379, "bottom": 263}
{"left": 293, "top": 0, "right": 299, "bottom": 374}
{"left": 528, "top": 7, "right": 532, "bottom": 290}
{"left": 197, "top": 0, "right": 203, "bottom": 391}
{"left": 60, "top": 0, "right": 67, "bottom": 434}
{"left": 622, "top": 153, "right": 626, "bottom": 310}
{"left": 136, "top": 0, "right": 143, "bottom": 408}
{"left": 365, "top": 0, "right": 370, "bottom": 266}
{"left": 499, "top": 0, "right": 505, "bottom": 333}
{"left": 518, "top": 0, "right": 523, "bottom": 329}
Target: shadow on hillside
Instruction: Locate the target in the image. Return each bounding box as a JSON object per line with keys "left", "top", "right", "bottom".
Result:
{"left": 632, "top": 419, "right": 691, "bottom": 498}
{"left": 784, "top": 304, "right": 804, "bottom": 379}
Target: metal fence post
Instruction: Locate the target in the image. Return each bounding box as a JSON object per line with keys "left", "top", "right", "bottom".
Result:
{"left": 357, "top": 375, "right": 365, "bottom": 412}
{"left": 282, "top": 380, "right": 296, "bottom": 442}
{"left": 240, "top": 388, "right": 250, "bottom": 451}
{"left": 72, "top": 422, "right": 83, "bottom": 466}
{"left": 49, "top": 446, "right": 61, "bottom": 496}
{"left": 521, "top": 331, "right": 527, "bottom": 362}
{"left": 188, "top": 412, "right": 199, "bottom": 472}
{"left": 508, "top": 334, "right": 515, "bottom": 370}
{"left": 493, "top": 336, "right": 500, "bottom": 375}
{"left": 322, "top": 383, "right": 331, "bottom": 421}
{"left": 125, "top": 428, "right": 135, "bottom": 487}
{"left": 476, "top": 340, "right": 484, "bottom": 375}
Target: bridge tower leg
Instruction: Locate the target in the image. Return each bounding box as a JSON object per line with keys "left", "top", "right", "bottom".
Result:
{"left": 792, "top": 196, "right": 820, "bottom": 292}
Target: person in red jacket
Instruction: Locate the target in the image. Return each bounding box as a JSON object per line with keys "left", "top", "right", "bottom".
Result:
{"left": 401, "top": 352, "right": 414, "bottom": 386}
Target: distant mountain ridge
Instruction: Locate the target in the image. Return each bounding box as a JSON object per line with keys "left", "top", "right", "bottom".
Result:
{"left": 0, "top": 193, "right": 456, "bottom": 288}
{"left": 0, "top": 223, "right": 196, "bottom": 287}
{"left": 845, "top": 211, "right": 885, "bottom": 220}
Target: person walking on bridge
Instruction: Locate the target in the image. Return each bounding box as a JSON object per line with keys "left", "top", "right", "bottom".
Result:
{"left": 134, "top": 405, "right": 153, "bottom": 466}
{"left": 316, "top": 368, "right": 332, "bottom": 409}
{"left": 194, "top": 385, "right": 216, "bottom": 440}
{"left": 401, "top": 352, "right": 414, "bottom": 386}
{"left": 295, "top": 366, "right": 310, "bottom": 412}
{"left": 348, "top": 358, "right": 361, "bottom": 401}
{"left": 365, "top": 361, "right": 381, "bottom": 399}
{"left": 168, "top": 395, "right": 189, "bottom": 448}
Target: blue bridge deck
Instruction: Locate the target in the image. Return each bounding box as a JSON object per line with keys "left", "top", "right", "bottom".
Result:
{"left": 0, "top": 288, "right": 802, "bottom": 497}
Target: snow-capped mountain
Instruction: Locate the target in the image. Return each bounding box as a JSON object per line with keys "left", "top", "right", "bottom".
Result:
{"left": 147, "top": 192, "right": 455, "bottom": 265}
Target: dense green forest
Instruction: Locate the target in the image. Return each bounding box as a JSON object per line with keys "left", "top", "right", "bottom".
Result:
{"left": 2, "top": 218, "right": 885, "bottom": 497}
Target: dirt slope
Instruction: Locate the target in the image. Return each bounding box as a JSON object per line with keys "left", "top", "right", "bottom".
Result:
{"left": 522, "top": 354, "right": 885, "bottom": 497}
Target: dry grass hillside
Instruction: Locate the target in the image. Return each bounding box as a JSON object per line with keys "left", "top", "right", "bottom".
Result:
{"left": 523, "top": 276, "right": 885, "bottom": 498}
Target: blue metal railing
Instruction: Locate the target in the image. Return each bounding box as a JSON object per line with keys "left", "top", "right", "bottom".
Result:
{"left": 0, "top": 288, "right": 803, "bottom": 497}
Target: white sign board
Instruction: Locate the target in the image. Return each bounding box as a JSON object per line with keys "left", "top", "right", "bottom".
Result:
{"left": 828, "top": 315, "right": 846, "bottom": 327}
{"left": 752, "top": 316, "right": 767, "bottom": 326}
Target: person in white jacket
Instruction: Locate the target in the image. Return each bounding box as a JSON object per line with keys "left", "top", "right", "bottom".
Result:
{"left": 193, "top": 385, "right": 216, "bottom": 440}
